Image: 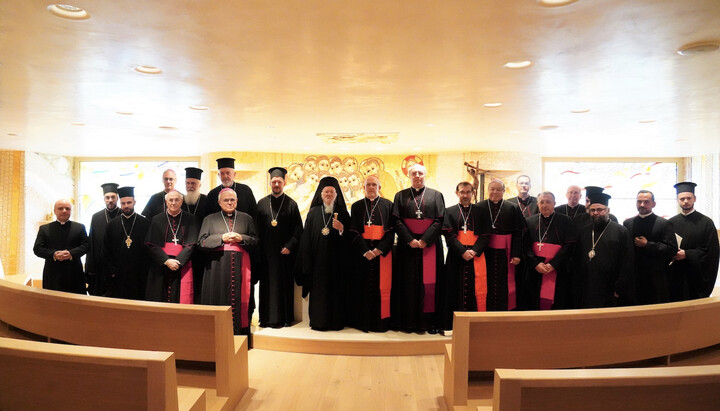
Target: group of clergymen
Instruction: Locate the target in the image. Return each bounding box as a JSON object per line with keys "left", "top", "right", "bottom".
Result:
{"left": 33, "top": 157, "right": 720, "bottom": 337}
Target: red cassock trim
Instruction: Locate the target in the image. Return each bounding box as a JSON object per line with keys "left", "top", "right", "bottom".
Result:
{"left": 488, "top": 234, "right": 516, "bottom": 310}
{"left": 163, "top": 242, "right": 193, "bottom": 304}
{"left": 223, "top": 243, "right": 252, "bottom": 328}
{"left": 404, "top": 218, "right": 436, "bottom": 313}
{"left": 532, "top": 242, "right": 562, "bottom": 310}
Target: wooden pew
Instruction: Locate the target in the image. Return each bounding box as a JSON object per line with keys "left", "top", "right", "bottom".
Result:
{"left": 0, "top": 279, "right": 247, "bottom": 411}
{"left": 0, "top": 336, "right": 205, "bottom": 411}
{"left": 443, "top": 297, "right": 720, "bottom": 408}
{"left": 491, "top": 366, "right": 720, "bottom": 411}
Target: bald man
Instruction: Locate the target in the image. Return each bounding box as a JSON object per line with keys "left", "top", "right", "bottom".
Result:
{"left": 33, "top": 199, "right": 89, "bottom": 294}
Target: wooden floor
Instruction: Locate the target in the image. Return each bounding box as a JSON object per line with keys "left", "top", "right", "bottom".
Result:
{"left": 237, "top": 349, "right": 448, "bottom": 411}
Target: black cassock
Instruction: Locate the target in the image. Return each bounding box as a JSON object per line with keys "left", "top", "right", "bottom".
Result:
{"left": 348, "top": 196, "right": 394, "bottom": 332}
{"left": 668, "top": 211, "right": 719, "bottom": 301}
{"left": 295, "top": 205, "right": 351, "bottom": 331}
{"left": 206, "top": 182, "right": 257, "bottom": 217}
{"left": 574, "top": 220, "right": 635, "bottom": 308}
{"left": 182, "top": 194, "right": 209, "bottom": 304}
{"left": 145, "top": 211, "right": 197, "bottom": 303}
{"left": 255, "top": 194, "right": 303, "bottom": 328}
{"left": 474, "top": 200, "right": 523, "bottom": 311}
{"left": 507, "top": 196, "right": 538, "bottom": 310}
{"left": 391, "top": 187, "right": 445, "bottom": 332}
{"left": 33, "top": 221, "right": 89, "bottom": 294}
{"left": 104, "top": 213, "right": 151, "bottom": 300}
{"left": 198, "top": 211, "right": 257, "bottom": 336}
{"left": 141, "top": 191, "right": 166, "bottom": 220}
{"left": 441, "top": 203, "right": 487, "bottom": 330}
{"left": 623, "top": 213, "right": 677, "bottom": 305}
{"left": 86, "top": 207, "right": 121, "bottom": 296}
{"left": 554, "top": 204, "right": 586, "bottom": 222}
{"left": 523, "top": 212, "right": 576, "bottom": 310}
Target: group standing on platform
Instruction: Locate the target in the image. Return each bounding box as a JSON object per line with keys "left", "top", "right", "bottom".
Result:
{"left": 33, "top": 159, "right": 720, "bottom": 337}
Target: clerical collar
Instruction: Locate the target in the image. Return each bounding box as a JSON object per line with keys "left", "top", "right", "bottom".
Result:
{"left": 682, "top": 209, "right": 695, "bottom": 216}
{"left": 57, "top": 220, "right": 68, "bottom": 225}
{"left": 366, "top": 196, "right": 378, "bottom": 202}
{"left": 518, "top": 196, "right": 530, "bottom": 205}
{"left": 167, "top": 211, "right": 181, "bottom": 218}
{"left": 412, "top": 186, "right": 425, "bottom": 194}
{"left": 272, "top": 192, "right": 284, "bottom": 199}
{"left": 122, "top": 212, "right": 136, "bottom": 219}
{"left": 541, "top": 212, "right": 554, "bottom": 220}
{"left": 638, "top": 212, "right": 653, "bottom": 218}
{"left": 225, "top": 211, "right": 236, "bottom": 218}
{"left": 459, "top": 203, "right": 471, "bottom": 209}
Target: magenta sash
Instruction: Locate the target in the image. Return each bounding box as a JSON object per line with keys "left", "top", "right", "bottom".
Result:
{"left": 162, "top": 243, "right": 193, "bottom": 304}
{"left": 488, "top": 234, "right": 516, "bottom": 310}
{"left": 404, "top": 218, "right": 436, "bottom": 313}
{"left": 532, "top": 242, "right": 561, "bottom": 310}
{"left": 222, "top": 243, "right": 252, "bottom": 329}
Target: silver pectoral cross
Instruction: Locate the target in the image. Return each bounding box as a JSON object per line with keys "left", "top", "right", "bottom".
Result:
{"left": 415, "top": 209, "right": 423, "bottom": 219}
{"left": 172, "top": 237, "right": 179, "bottom": 245}
{"left": 367, "top": 219, "right": 372, "bottom": 226}
{"left": 462, "top": 224, "right": 467, "bottom": 233}
{"left": 537, "top": 242, "right": 543, "bottom": 251}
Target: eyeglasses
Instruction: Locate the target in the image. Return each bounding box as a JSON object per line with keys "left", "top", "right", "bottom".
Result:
{"left": 221, "top": 198, "right": 237, "bottom": 203}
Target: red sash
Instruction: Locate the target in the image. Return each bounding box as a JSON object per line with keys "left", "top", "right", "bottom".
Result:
{"left": 488, "top": 234, "right": 516, "bottom": 310}
{"left": 362, "top": 225, "right": 392, "bottom": 319}
{"left": 404, "top": 218, "right": 436, "bottom": 313}
{"left": 222, "top": 243, "right": 252, "bottom": 329}
{"left": 162, "top": 243, "right": 193, "bottom": 304}
{"left": 457, "top": 230, "right": 489, "bottom": 312}
{"left": 532, "top": 242, "right": 561, "bottom": 310}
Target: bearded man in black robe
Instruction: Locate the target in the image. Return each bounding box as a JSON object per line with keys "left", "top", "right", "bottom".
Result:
{"left": 198, "top": 188, "right": 257, "bottom": 336}
{"left": 181, "top": 167, "right": 208, "bottom": 303}
{"left": 295, "top": 176, "right": 350, "bottom": 331}
{"left": 348, "top": 175, "right": 394, "bottom": 332}
{"left": 669, "top": 182, "right": 719, "bottom": 301}
{"left": 145, "top": 190, "right": 197, "bottom": 303}
{"left": 104, "top": 186, "right": 151, "bottom": 299}
{"left": 255, "top": 167, "right": 303, "bottom": 328}
{"left": 391, "top": 163, "right": 445, "bottom": 334}
{"left": 86, "top": 183, "right": 120, "bottom": 296}
{"left": 206, "top": 157, "right": 257, "bottom": 217}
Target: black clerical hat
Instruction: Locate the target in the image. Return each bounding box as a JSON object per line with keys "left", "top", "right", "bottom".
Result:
{"left": 185, "top": 167, "right": 203, "bottom": 180}
{"left": 587, "top": 192, "right": 611, "bottom": 206}
{"left": 117, "top": 186, "right": 134, "bottom": 198}
{"left": 216, "top": 157, "right": 235, "bottom": 169}
{"left": 310, "top": 176, "right": 347, "bottom": 210}
{"left": 584, "top": 186, "right": 605, "bottom": 196}
{"left": 674, "top": 181, "right": 697, "bottom": 194}
{"left": 268, "top": 167, "right": 287, "bottom": 179}
{"left": 101, "top": 183, "right": 119, "bottom": 194}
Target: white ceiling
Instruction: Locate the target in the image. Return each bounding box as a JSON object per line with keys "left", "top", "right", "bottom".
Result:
{"left": 1, "top": 0, "right": 719, "bottom": 158}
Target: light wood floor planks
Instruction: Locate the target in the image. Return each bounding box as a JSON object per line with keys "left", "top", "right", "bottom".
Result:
{"left": 237, "top": 349, "right": 448, "bottom": 410}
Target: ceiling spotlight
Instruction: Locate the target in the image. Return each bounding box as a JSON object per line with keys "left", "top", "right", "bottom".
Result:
{"left": 189, "top": 105, "right": 209, "bottom": 110}
{"left": 538, "top": 0, "right": 578, "bottom": 7}
{"left": 7, "top": 133, "right": 18, "bottom": 136}
{"left": 638, "top": 119, "right": 656, "bottom": 124}
{"left": 71, "top": 122, "right": 85, "bottom": 126}
{"left": 134, "top": 65, "right": 162, "bottom": 74}
{"left": 503, "top": 61, "right": 533, "bottom": 69}
{"left": 571, "top": 109, "right": 590, "bottom": 113}
{"left": 539, "top": 125, "right": 559, "bottom": 130}
{"left": 47, "top": 4, "right": 90, "bottom": 20}
{"left": 116, "top": 111, "right": 133, "bottom": 115}
{"left": 677, "top": 41, "right": 720, "bottom": 56}
{"left": 483, "top": 102, "right": 503, "bottom": 108}
{"left": 158, "top": 126, "right": 177, "bottom": 130}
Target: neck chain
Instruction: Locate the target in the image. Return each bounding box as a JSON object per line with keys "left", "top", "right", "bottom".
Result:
{"left": 222, "top": 211, "right": 237, "bottom": 233}
{"left": 321, "top": 204, "right": 333, "bottom": 236}
{"left": 566, "top": 204, "right": 580, "bottom": 219}
{"left": 488, "top": 199, "right": 504, "bottom": 229}
{"left": 166, "top": 211, "right": 183, "bottom": 245}
{"left": 269, "top": 194, "right": 285, "bottom": 227}
{"left": 120, "top": 212, "right": 137, "bottom": 248}
{"left": 459, "top": 203, "right": 472, "bottom": 233}
{"left": 518, "top": 197, "right": 529, "bottom": 216}
{"left": 411, "top": 187, "right": 425, "bottom": 219}
{"left": 364, "top": 196, "right": 380, "bottom": 226}
{"left": 187, "top": 197, "right": 200, "bottom": 216}
{"left": 105, "top": 207, "right": 119, "bottom": 223}
{"left": 589, "top": 222, "right": 610, "bottom": 260}
{"left": 537, "top": 213, "right": 555, "bottom": 251}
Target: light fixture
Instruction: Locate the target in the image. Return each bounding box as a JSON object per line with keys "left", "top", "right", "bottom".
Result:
{"left": 538, "top": 0, "right": 578, "bottom": 7}
{"left": 677, "top": 41, "right": 719, "bottom": 56}
{"left": 71, "top": 122, "right": 85, "bottom": 126}
{"left": 116, "top": 111, "right": 133, "bottom": 115}
{"left": 483, "top": 102, "right": 503, "bottom": 108}
{"left": 539, "top": 125, "right": 559, "bottom": 130}
{"left": 47, "top": 4, "right": 90, "bottom": 20}
{"left": 189, "top": 105, "right": 209, "bottom": 110}
{"left": 158, "top": 126, "right": 177, "bottom": 130}
{"left": 571, "top": 109, "right": 590, "bottom": 113}
{"left": 638, "top": 119, "right": 656, "bottom": 124}
{"left": 134, "top": 65, "right": 162, "bottom": 74}
{"left": 503, "top": 61, "right": 533, "bottom": 69}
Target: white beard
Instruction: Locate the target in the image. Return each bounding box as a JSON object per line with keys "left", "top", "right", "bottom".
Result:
{"left": 185, "top": 190, "right": 200, "bottom": 205}
{"left": 323, "top": 202, "right": 334, "bottom": 214}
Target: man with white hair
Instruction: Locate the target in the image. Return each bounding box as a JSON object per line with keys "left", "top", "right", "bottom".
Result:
{"left": 391, "top": 163, "right": 445, "bottom": 334}
{"left": 33, "top": 199, "right": 89, "bottom": 294}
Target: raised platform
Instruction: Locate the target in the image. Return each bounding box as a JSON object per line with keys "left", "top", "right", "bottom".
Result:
{"left": 252, "top": 321, "right": 449, "bottom": 356}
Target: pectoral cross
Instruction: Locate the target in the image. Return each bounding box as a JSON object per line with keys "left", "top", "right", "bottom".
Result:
{"left": 462, "top": 224, "right": 467, "bottom": 233}
{"left": 537, "top": 242, "right": 543, "bottom": 251}
{"left": 367, "top": 219, "right": 372, "bottom": 226}
{"left": 415, "top": 209, "right": 423, "bottom": 219}
{"left": 172, "top": 237, "right": 179, "bottom": 245}
{"left": 125, "top": 236, "right": 132, "bottom": 249}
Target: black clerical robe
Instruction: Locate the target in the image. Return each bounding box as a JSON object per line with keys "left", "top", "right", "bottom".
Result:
{"left": 507, "top": 196, "right": 538, "bottom": 310}
{"left": 255, "top": 193, "right": 303, "bottom": 328}
{"left": 508, "top": 195, "right": 538, "bottom": 218}
{"left": 295, "top": 205, "right": 351, "bottom": 331}
{"left": 523, "top": 212, "right": 576, "bottom": 310}
{"left": 145, "top": 211, "right": 197, "bottom": 303}
{"left": 441, "top": 203, "right": 487, "bottom": 330}
{"left": 348, "top": 196, "right": 394, "bottom": 332}
{"left": 198, "top": 211, "right": 257, "bottom": 335}
{"left": 623, "top": 213, "right": 677, "bottom": 305}
{"left": 103, "top": 213, "right": 151, "bottom": 300}
{"left": 141, "top": 191, "right": 167, "bottom": 220}
{"left": 474, "top": 200, "right": 524, "bottom": 311}
{"left": 668, "top": 211, "right": 720, "bottom": 301}
{"left": 182, "top": 193, "right": 209, "bottom": 303}
{"left": 554, "top": 204, "right": 586, "bottom": 222}
{"left": 206, "top": 182, "right": 257, "bottom": 217}
{"left": 574, "top": 220, "right": 635, "bottom": 308}
{"left": 86, "top": 207, "right": 121, "bottom": 296}
{"left": 391, "top": 187, "right": 445, "bottom": 332}
{"left": 33, "top": 221, "right": 89, "bottom": 294}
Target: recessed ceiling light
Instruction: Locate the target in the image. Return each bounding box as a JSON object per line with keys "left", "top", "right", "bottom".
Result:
{"left": 538, "top": 0, "right": 578, "bottom": 7}
{"left": 47, "top": 4, "right": 90, "bottom": 20}
{"left": 638, "top": 119, "right": 655, "bottom": 124}
{"left": 71, "top": 122, "right": 85, "bottom": 126}
{"left": 189, "top": 105, "right": 209, "bottom": 111}
{"left": 158, "top": 126, "right": 177, "bottom": 130}
{"left": 503, "top": 61, "right": 533, "bottom": 69}
{"left": 7, "top": 133, "right": 18, "bottom": 136}
{"left": 540, "top": 125, "right": 559, "bottom": 130}
{"left": 571, "top": 109, "right": 590, "bottom": 113}
{"left": 677, "top": 41, "right": 720, "bottom": 56}
{"left": 134, "top": 65, "right": 162, "bottom": 74}
{"left": 116, "top": 111, "right": 133, "bottom": 115}
{"left": 484, "top": 102, "right": 503, "bottom": 108}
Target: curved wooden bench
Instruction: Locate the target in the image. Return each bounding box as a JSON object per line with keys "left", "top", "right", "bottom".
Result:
{"left": 0, "top": 279, "right": 247, "bottom": 411}
{"left": 491, "top": 365, "right": 720, "bottom": 411}
{"left": 0, "top": 336, "right": 205, "bottom": 411}
{"left": 444, "top": 297, "right": 720, "bottom": 408}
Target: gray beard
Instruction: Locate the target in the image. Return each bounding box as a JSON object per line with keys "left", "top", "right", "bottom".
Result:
{"left": 323, "top": 202, "right": 334, "bottom": 214}
{"left": 185, "top": 191, "right": 200, "bottom": 205}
